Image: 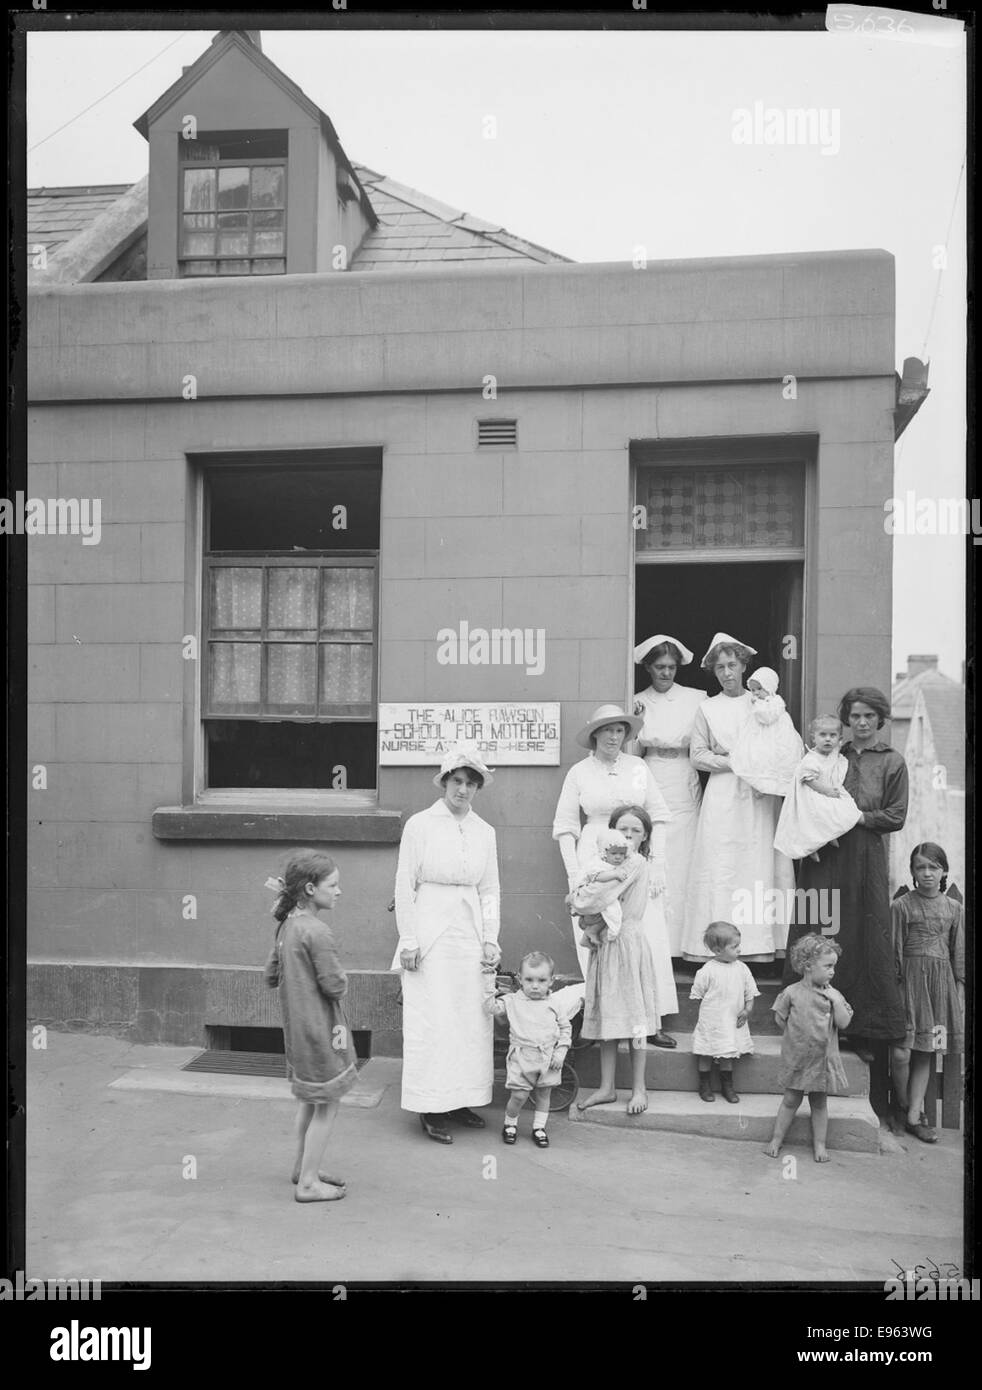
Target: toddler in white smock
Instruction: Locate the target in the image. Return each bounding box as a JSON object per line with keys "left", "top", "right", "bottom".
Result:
{"left": 774, "top": 715, "right": 862, "bottom": 862}
{"left": 690, "top": 922, "right": 760, "bottom": 1103}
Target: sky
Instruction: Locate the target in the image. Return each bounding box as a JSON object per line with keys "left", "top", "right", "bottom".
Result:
{"left": 24, "top": 20, "right": 968, "bottom": 683}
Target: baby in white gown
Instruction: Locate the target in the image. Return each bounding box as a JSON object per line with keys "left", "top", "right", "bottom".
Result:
{"left": 566, "top": 829, "right": 637, "bottom": 945}
{"left": 774, "top": 716, "right": 863, "bottom": 862}
{"left": 728, "top": 666, "right": 804, "bottom": 797}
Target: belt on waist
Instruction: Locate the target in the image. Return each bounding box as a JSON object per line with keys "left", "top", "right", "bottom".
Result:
{"left": 646, "top": 747, "right": 683, "bottom": 760}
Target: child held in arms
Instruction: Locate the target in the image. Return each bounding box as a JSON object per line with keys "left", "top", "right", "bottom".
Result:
{"left": 774, "top": 715, "right": 863, "bottom": 863}
{"left": 565, "top": 828, "right": 640, "bottom": 946}
{"left": 729, "top": 666, "right": 803, "bottom": 797}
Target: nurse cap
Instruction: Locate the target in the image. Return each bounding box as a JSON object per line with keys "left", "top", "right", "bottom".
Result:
{"left": 700, "top": 631, "right": 758, "bottom": 671}
{"left": 633, "top": 633, "right": 694, "bottom": 666}
{"left": 432, "top": 743, "right": 495, "bottom": 789}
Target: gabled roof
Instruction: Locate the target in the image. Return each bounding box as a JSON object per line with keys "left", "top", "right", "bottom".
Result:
{"left": 892, "top": 665, "right": 961, "bottom": 720}
{"left": 891, "top": 666, "right": 965, "bottom": 790}
{"left": 132, "top": 29, "right": 375, "bottom": 229}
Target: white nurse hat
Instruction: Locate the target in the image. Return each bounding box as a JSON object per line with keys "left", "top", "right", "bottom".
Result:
{"left": 633, "top": 633, "right": 695, "bottom": 666}
{"left": 432, "top": 743, "right": 495, "bottom": 788}
{"left": 700, "top": 631, "right": 758, "bottom": 671}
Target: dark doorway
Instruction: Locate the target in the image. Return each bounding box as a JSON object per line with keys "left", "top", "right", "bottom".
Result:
{"left": 634, "top": 560, "right": 803, "bottom": 727}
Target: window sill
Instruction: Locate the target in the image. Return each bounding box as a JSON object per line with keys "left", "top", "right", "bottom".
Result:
{"left": 152, "top": 799, "right": 404, "bottom": 843}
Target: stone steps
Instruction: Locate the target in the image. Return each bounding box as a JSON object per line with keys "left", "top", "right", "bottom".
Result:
{"left": 572, "top": 1033, "right": 869, "bottom": 1096}
{"left": 568, "top": 1090, "right": 880, "bottom": 1152}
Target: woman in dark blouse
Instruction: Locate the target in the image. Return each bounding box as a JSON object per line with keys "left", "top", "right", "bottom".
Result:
{"left": 783, "top": 688, "right": 909, "bottom": 1062}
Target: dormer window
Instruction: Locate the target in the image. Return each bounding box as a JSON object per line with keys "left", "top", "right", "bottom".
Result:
{"left": 179, "top": 130, "right": 287, "bottom": 276}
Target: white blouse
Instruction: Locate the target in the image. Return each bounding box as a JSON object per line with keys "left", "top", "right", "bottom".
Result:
{"left": 551, "top": 753, "right": 672, "bottom": 842}
{"left": 393, "top": 800, "right": 501, "bottom": 957}
{"left": 633, "top": 683, "right": 707, "bottom": 753}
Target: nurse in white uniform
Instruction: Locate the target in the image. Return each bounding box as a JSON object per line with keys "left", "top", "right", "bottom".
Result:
{"left": 632, "top": 634, "right": 707, "bottom": 958}
{"left": 393, "top": 746, "right": 501, "bottom": 1144}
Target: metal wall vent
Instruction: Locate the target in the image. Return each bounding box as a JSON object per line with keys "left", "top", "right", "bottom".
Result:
{"left": 477, "top": 419, "right": 518, "bottom": 448}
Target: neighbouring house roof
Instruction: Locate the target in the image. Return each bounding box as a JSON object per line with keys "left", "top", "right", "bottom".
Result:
{"left": 27, "top": 165, "right": 570, "bottom": 283}
{"left": 891, "top": 667, "right": 965, "bottom": 790}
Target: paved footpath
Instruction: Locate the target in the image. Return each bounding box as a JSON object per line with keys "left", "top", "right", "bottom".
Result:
{"left": 26, "top": 1032, "right": 963, "bottom": 1285}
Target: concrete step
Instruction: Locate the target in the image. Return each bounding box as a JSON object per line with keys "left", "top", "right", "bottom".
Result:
{"left": 569, "top": 1089, "right": 880, "bottom": 1152}
{"left": 668, "top": 974, "right": 784, "bottom": 1034}
{"left": 572, "top": 1033, "right": 869, "bottom": 1096}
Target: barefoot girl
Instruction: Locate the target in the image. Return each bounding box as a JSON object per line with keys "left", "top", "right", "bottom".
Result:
{"left": 764, "top": 934, "right": 853, "bottom": 1163}
{"left": 576, "top": 804, "right": 662, "bottom": 1116}
{"left": 263, "top": 851, "right": 358, "bottom": 1202}
{"left": 889, "top": 843, "right": 965, "bottom": 1143}
{"left": 690, "top": 922, "right": 759, "bottom": 1103}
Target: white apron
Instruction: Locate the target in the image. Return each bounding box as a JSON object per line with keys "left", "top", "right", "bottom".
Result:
{"left": 682, "top": 693, "right": 795, "bottom": 961}
{"left": 634, "top": 683, "right": 707, "bottom": 956}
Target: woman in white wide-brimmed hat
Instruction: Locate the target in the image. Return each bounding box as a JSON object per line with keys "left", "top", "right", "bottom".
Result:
{"left": 632, "top": 634, "right": 708, "bottom": 959}
{"left": 681, "top": 634, "right": 796, "bottom": 962}
{"left": 552, "top": 704, "right": 677, "bottom": 1039}
{"left": 391, "top": 745, "right": 501, "bottom": 1144}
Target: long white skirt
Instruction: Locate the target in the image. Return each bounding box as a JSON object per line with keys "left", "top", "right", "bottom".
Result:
{"left": 645, "top": 753, "right": 702, "bottom": 956}
{"left": 400, "top": 919, "right": 493, "bottom": 1113}
{"left": 682, "top": 769, "right": 795, "bottom": 960}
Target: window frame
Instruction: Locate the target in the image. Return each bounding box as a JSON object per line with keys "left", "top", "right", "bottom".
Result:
{"left": 177, "top": 138, "right": 287, "bottom": 278}
{"left": 194, "top": 452, "right": 383, "bottom": 805}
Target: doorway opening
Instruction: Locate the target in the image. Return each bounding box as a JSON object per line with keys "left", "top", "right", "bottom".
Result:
{"left": 634, "top": 560, "right": 803, "bottom": 727}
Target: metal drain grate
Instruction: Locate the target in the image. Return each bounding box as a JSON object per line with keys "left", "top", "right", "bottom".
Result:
{"left": 182, "top": 1050, "right": 369, "bottom": 1078}
{"left": 183, "top": 1050, "right": 288, "bottom": 1078}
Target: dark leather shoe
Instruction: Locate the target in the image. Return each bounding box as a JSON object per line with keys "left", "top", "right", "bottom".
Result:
{"left": 648, "top": 1031, "right": 678, "bottom": 1049}
{"left": 531, "top": 1128, "right": 550, "bottom": 1148}
{"left": 447, "top": 1106, "right": 486, "bottom": 1128}
{"left": 419, "top": 1113, "right": 453, "bottom": 1144}
{"left": 720, "top": 1073, "right": 740, "bottom": 1104}
{"left": 502, "top": 1124, "right": 518, "bottom": 1145}
{"left": 698, "top": 1074, "right": 715, "bottom": 1103}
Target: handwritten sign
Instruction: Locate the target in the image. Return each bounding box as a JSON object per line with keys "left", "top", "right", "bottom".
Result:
{"left": 379, "top": 702, "right": 561, "bottom": 765}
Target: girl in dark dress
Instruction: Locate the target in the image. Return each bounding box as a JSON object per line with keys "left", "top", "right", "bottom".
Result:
{"left": 782, "top": 688, "right": 908, "bottom": 1114}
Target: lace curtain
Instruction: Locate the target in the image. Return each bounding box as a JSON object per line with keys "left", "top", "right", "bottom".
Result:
{"left": 208, "top": 565, "right": 373, "bottom": 713}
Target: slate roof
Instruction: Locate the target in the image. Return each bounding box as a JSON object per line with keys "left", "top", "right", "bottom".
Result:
{"left": 27, "top": 185, "right": 133, "bottom": 257}
{"left": 351, "top": 166, "right": 570, "bottom": 270}
{"left": 26, "top": 167, "right": 570, "bottom": 279}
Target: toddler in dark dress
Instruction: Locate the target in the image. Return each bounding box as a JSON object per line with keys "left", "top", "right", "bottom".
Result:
{"left": 764, "top": 933, "right": 853, "bottom": 1163}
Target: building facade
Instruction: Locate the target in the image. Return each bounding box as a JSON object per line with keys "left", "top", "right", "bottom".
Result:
{"left": 26, "top": 31, "right": 917, "bottom": 1053}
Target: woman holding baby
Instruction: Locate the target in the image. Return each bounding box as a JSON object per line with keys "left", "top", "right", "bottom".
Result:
{"left": 552, "top": 705, "right": 677, "bottom": 1049}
